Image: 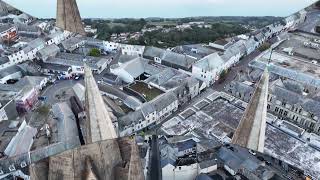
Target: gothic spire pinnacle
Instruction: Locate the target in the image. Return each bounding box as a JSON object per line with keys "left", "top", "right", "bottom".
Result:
{"left": 232, "top": 68, "right": 269, "bottom": 153}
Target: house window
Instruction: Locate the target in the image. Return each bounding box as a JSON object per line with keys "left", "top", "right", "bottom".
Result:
{"left": 311, "top": 113, "right": 315, "bottom": 119}
{"left": 310, "top": 122, "right": 315, "bottom": 129}
{"left": 279, "top": 109, "right": 283, "bottom": 115}
{"left": 275, "top": 107, "right": 279, "bottom": 112}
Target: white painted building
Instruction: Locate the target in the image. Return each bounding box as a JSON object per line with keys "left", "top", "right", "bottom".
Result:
{"left": 36, "top": 21, "right": 48, "bottom": 30}
{"left": 46, "top": 31, "right": 70, "bottom": 45}
{"left": 3, "top": 31, "right": 69, "bottom": 70}
{"left": 84, "top": 25, "right": 97, "bottom": 34}
{"left": 119, "top": 92, "right": 178, "bottom": 136}
{"left": 192, "top": 53, "right": 226, "bottom": 85}
{"left": 209, "top": 39, "right": 232, "bottom": 50}
{"left": 120, "top": 44, "right": 145, "bottom": 57}
{"left": 244, "top": 38, "right": 258, "bottom": 55}
{"left": 162, "top": 163, "right": 199, "bottom": 180}
{"left": 103, "top": 41, "right": 119, "bottom": 52}
{"left": 7, "top": 38, "right": 45, "bottom": 65}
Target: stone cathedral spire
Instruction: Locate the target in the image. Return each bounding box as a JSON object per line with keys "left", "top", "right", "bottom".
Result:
{"left": 84, "top": 65, "right": 118, "bottom": 143}
{"left": 56, "top": 0, "right": 85, "bottom": 35}
{"left": 232, "top": 68, "right": 269, "bottom": 153}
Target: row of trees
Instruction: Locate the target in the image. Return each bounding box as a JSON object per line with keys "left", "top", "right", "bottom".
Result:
{"left": 129, "top": 23, "right": 249, "bottom": 48}
{"left": 94, "top": 19, "right": 147, "bottom": 40}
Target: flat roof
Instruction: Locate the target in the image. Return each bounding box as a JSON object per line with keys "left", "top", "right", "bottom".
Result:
{"left": 275, "top": 32, "right": 320, "bottom": 61}
{"left": 251, "top": 51, "right": 320, "bottom": 87}
{"left": 161, "top": 91, "right": 320, "bottom": 178}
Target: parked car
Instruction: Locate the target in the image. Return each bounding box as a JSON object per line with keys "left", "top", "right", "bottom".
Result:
{"left": 38, "top": 96, "right": 47, "bottom": 101}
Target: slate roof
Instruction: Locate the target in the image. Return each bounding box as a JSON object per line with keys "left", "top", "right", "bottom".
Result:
{"left": 160, "top": 144, "right": 177, "bottom": 168}
{"left": 39, "top": 62, "right": 70, "bottom": 72}
{"left": 22, "top": 38, "right": 45, "bottom": 53}
{"left": 119, "top": 91, "right": 178, "bottom": 129}
{"left": 115, "top": 57, "right": 164, "bottom": 78}
{"left": 117, "top": 54, "right": 138, "bottom": 64}
{"left": 118, "top": 110, "right": 144, "bottom": 129}
{"left": 199, "top": 159, "right": 218, "bottom": 169}
{"left": 143, "top": 46, "right": 165, "bottom": 58}
{"left": 176, "top": 139, "right": 196, "bottom": 152}
{"left": 172, "top": 44, "right": 217, "bottom": 59}
{"left": 0, "top": 24, "right": 13, "bottom": 32}
{"left": 145, "top": 68, "right": 179, "bottom": 86}
{"left": 37, "top": 44, "right": 60, "bottom": 60}
{"left": 218, "top": 145, "right": 265, "bottom": 175}
{"left": 244, "top": 38, "right": 257, "bottom": 49}
{"left": 144, "top": 46, "right": 197, "bottom": 69}
{"left": 0, "top": 57, "right": 9, "bottom": 65}
{"left": 16, "top": 23, "right": 39, "bottom": 32}
{"left": 61, "top": 37, "right": 85, "bottom": 51}
{"left": 270, "top": 84, "right": 320, "bottom": 118}
{"left": 218, "top": 147, "right": 242, "bottom": 171}
{"left": 0, "top": 100, "right": 18, "bottom": 120}
{"left": 271, "top": 85, "right": 303, "bottom": 105}
{"left": 0, "top": 65, "right": 21, "bottom": 79}
{"left": 141, "top": 103, "right": 155, "bottom": 117}
{"left": 195, "top": 174, "right": 213, "bottom": 180}
{"left": 47, "top": 31, "right": 64, "bottom": 39}
{"left": 214, "top": 39, "right": 229, "bottom": 46}
{"left": 151, "top": 91, "right": 178, "bottom": 112}
{"left": 229, "top": 81, "right": 254, "bottom": 96}
{"left": 254, "top": 32, "right": 265, "bottom": 42}
{"left": 193, "top": 53, "right": 225, "bottom": 71}
{"left": 249, "top": 61, "right": 320, "bottom": 88}
{"left": 161, "top": 50, "right": 196, "bottom": 69}
{"left": 4, "top": 125, "right": 37, "bottom": 157}
{"left": 0, "top": 121, "right": 18, "bottom": 153}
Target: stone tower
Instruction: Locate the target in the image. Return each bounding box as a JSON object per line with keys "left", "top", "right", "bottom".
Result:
{"left": 56, "top": 0, "right": 85, "bottom": 35}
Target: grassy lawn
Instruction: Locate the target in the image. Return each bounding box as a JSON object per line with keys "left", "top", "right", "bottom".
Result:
{"left": 130, "top": 82, "right": 164, "bottom": 102}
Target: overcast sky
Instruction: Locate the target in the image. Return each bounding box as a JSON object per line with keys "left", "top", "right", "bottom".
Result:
{"left": 4, "top": 0, "right": 317, "bottom": 18}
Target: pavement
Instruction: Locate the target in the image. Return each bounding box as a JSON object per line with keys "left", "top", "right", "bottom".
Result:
{"left": 41, "top": 80, "right": 80, "bottom": 105}
{"left": 212, "top": 49, "right": 261, "bottom": 91}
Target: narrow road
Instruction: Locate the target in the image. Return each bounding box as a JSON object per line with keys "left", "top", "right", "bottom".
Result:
{"left": 149, "top": 135, "right": 160, "bottom": 180}
{"left": 212, "top": 50, "right": 261, "bottom": 91}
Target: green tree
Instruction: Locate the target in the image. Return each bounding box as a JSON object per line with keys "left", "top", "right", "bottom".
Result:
{"left": 220, "top": 69, "right": 228, "bottom": 80}
{"left": 37, "top": 105, "right": 50, "bottom": 116}
{"left": 89, "top": 48, "right": 101, "bottom": 57}
{"left": 259, "top": 43, "right": 271, "bottom": 52}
